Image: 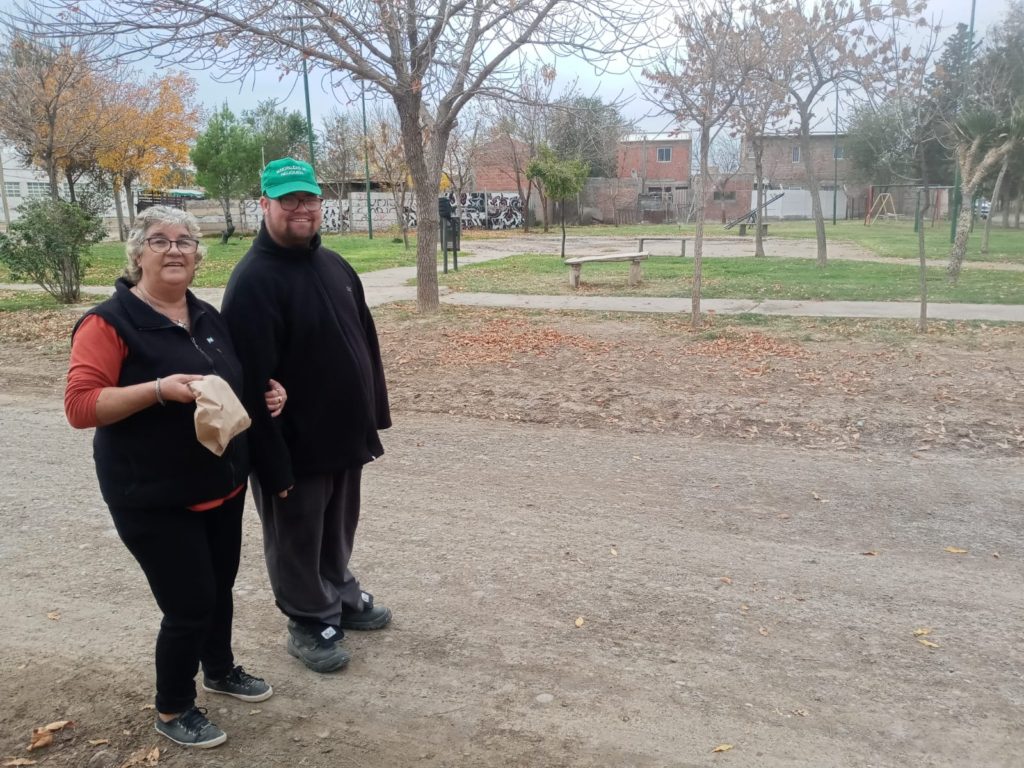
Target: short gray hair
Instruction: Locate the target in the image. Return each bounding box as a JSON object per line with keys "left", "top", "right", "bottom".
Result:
{"left": 124, "top": 206, "right": 206, "bottom": 283}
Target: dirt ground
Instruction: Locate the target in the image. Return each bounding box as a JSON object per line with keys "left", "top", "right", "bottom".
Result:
{"left": 1, "top": 304, "right": 1022, "bottom": 768}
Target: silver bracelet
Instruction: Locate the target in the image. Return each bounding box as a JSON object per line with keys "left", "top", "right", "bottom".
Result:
{"left": 155, "top": 377, "right": 166, "bottom": 406}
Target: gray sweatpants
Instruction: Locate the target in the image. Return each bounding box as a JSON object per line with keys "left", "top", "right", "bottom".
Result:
{"left": 251, "top": 467, "right": 365, "bottom": 626}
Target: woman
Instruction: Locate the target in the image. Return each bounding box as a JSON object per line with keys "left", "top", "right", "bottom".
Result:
{"left": 65, "top": 206, "right": 286, "bottom": 749}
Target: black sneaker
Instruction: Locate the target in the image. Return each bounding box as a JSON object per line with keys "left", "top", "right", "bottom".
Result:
{"left": 338, "top": 591, "right": 392, "bottom": 631}
{"left": 202, "top": 665, "right": 273, "bottom": 702}
{"left": 287, "top": 620, "right": 351, "bottom": 673}
{"left": 155, "top": 706, "right": 226, "bottom": 748}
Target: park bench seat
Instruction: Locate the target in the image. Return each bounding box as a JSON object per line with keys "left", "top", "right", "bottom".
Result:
{"left": 636, "top": 236, "right": 687, "bottom": 257}
{"left": 565, "top": 252, "right": 649, "bottom": 288}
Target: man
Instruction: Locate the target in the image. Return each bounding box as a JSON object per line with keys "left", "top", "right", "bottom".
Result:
{"left": 222, "top": 157, "right": 392, "bottom": 674}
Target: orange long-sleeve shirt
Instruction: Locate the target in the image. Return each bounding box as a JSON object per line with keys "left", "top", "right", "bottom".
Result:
{"left": 66, "top": 314, "right": 243, "bottom": 511}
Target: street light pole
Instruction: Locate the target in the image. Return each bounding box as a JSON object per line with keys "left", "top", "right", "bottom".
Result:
{"left": 299, "top": 21, "right": 317, "bottom": 172}
{"left": 361, "top": 78, "right": 373, "bottom": 239}
{"left": 950, "top": 0, "right": 977, "bottom": 242}
{"left": 832, "top": 86, "right": 839, "bottom": 225}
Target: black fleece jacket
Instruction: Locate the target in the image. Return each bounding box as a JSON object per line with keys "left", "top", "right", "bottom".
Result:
{"left": 75, "top": 278, "right": 249, "bottom": 508}
{"left": 221, "top": 226, "right": 391, "bottom": 494}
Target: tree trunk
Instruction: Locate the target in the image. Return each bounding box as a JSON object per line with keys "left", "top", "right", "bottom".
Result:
{"left": 124, "top": 178, "right": 136, "bottom": 226}
{"left": 754, "top": 151, "right": 765, "bottom": 258}
{"left": 65, "top": 169, "right": 77, "bottom": 203}
{"left": 799, "top": 115, "right": 827, "bottom": 266}
{"left": 538, "top": 183, "right": 550, "bottom": 233}
{"left": 560, "top": 200, "right": 567, "bottom": 259}
{"left": 220, "top": 196, "right": 235, "bottom": 244}
{"left": 947, "top": 200, "right": 974, "bottom": 282}
{"left": 1017, "top": 195, "right": 1023, "bottom": 229}
{"left": 981, "top": 156, "right": 1009, "bottom": 254}
{"left": 113, "top": 177, "right": 126, "bottom": 241}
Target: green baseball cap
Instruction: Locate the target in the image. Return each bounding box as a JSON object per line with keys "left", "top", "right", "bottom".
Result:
{"left": 261, "top": 157, "right": 322, "bottom": 198}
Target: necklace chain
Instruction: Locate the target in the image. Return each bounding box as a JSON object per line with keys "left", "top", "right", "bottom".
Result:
{"left": 135, "top": 284, "right": 189, "bottom": 330}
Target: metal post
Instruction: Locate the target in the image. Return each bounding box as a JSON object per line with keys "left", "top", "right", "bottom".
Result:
{"left": 950, "top": 0, "right": 978, "bottom": 242}
{"left": 832, "top": 87, "right": 839, "bottom": 225}
{"left": 299, "top": 23, "right": 316, "bottom": 173}
{"left": 361, "top": 72, "right": 373, "bottom": 239}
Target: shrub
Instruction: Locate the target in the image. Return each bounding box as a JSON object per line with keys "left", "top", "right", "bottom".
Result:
{"left": 0, "top": 198, "right": 107, "bottom": 303}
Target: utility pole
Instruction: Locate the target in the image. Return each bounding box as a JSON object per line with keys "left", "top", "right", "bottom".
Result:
{"left": 361, "top": 79, "right": 373, "bottom": 239}
{"left": 299, "top": 22, "right": 316, "bottom": 172}
{"left": 832, "top": 86, "right": 839, "bottom": 225}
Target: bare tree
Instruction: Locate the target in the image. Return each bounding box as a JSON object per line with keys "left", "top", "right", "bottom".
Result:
{"left": 9, "top": 0, "right": 653, "bottom": 312}
{"left": 757, "top": 0, "right": 928, "bottom": 267}
{"left": 708, "top": 136, "right": 740, "bottom": 224}
{"left": 319, "top": 108, "right": 363, "bottom": 211}
{"left": 482, "top": 64, "right": 560, "bottom": 233}
{"left": 0, "top": 29, "right": 118, "bottom": 199}
{"left": 644, "top": 0, "right": 752, "bottom": 328}
{"left": 730, "top": 10, "right": 790, "bottom": 257}
{"left": 444, "top": 109, "right": 484, "bottom": 226}
{"left": 947, "top": 108, "right": 1022, "bottom": 281}
{"left": 367, "top": 106, "right": 412, "bottom": 249}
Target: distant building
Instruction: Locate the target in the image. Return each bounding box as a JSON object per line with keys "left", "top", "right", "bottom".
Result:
{"left": 0, "top": 146, "right": 125, "bottom": 232}
{"left": 738, "top": 133, "right": 864, "bottom": 219}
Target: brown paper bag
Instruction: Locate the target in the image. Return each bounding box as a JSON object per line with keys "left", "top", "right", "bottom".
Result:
{"left": 190, "top": 375, "right": 251, "bottom": 456}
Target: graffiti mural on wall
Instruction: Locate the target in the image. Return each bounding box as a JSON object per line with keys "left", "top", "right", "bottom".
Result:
{"left": 242, "top": 190, "right": 522, "bottom": 233}
{"left": 244, "top": 194, "right": 411, "bottom": 233}
{"left": 445, "top": 192, "right": 523, "bottom": 229}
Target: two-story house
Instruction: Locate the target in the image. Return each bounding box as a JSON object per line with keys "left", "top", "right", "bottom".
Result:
{"left": 738, "top": 133, "right": 864, "bottom": 219}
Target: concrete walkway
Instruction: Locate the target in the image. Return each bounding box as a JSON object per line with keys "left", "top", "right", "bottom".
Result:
{"left": 3, "top": 235, "right": 1024, "bottom": 321}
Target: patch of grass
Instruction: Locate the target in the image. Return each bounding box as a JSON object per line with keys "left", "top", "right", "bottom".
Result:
{"left": 463, "top": 219, "right": 1024, "bottom": 264}
{"left": 438, "top": 253, "right": 1024, "bottom": 304}
{"left": 0, "top": 290, "right": 101, "bottom": 312}
{"left": 0, "top": 233, "right": 419, "bottom": 287}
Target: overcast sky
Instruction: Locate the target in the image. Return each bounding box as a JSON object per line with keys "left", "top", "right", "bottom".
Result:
{"left": 0, "top": 0, "right": 1010, "bottom": 135}
{"left": 179, "top": 0, "right": 1011, "bottom": 135}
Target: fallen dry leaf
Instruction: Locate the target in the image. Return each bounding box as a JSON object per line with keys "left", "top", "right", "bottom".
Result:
{"left": 117, "top": 747, "right": 161, "bottom": 768}
{"left": 861, "top": 551, "right": 878, "bottom": 556}
{"left": 720, "top": 576, "right": 733, "bottom": 585}
{"left": 793, "top": 709, "right": 809, "bottom": 717}
{"left": 248, "top": 709, "right": 262, "bottom": 715}
{"left": 574, "top": 617, "right": 585, "bottom": 628}
{"left": 4, "top": 759, "right": 38, "bottom": 767}
{"left": 758, "top": 626, "right": 769, "bottom": 636}
{"left": 27, "top": 720, "right": 73, "bottom": 751}
{"left": 88, "top": 739, "right": 111, "bottom": 746}
{"left": 918, "top": 638, "right": 940, "bottom": 649}
{"left": 27, "top": 732, "right": 52, "bottom": 752}
{"left": 712, "top": 744, "right": 734, "bottom": 753}
{"left": 46, "top": 612, "right": 60, "bottom": 621}
{"left": 609, "top": 547, "right": 618, "bottom": 557}
{"left": 944, "top": 546, "right": 968, "bottom": 554}
{"left": 913, "top": 627, "right": 932, "bottom": 637}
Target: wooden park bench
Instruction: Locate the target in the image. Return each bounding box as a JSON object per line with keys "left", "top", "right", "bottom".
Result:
{"left": 565, "top": 252, "right": 649, "bottom": 289}
{"left": 636, "top": 236, "right": 688, "bottom": 257}
{"left": 737, "top": 222, "right": 769, "bottom": 237}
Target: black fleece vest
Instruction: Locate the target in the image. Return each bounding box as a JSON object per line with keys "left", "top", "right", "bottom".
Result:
{"left": 74, "top": 279, "right": 250, "bottom": 509}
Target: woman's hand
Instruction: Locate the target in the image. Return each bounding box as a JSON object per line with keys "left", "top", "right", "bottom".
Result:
{"left": 159, "top": 374, "right": 204, "bottom": 404}
{"left": 265, "top": 378, "right": 287, "bottom": 417}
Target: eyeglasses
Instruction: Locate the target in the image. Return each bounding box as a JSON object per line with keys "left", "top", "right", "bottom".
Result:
{"left": 145, "top": 236, "right": 199, "bottom": 254}
{"left": 277, "top": 195, "right": 323, "bottom": 211}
